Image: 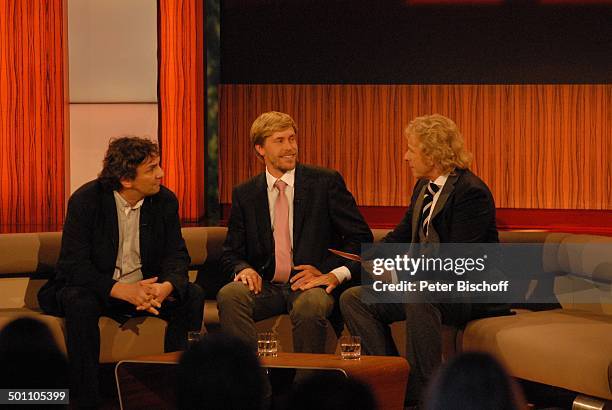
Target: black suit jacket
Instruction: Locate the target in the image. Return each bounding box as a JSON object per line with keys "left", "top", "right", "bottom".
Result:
{"left": 383, "top": 168, "right": 498, "bottom": 244}
{"left": 39, "top": 179, "right": 190, "bottom": 313}
{"left": 221, "top": 164, "right": 373, "bottom": 282}
{"left": 380, "top": 169, "right": 507, "bottom": 319}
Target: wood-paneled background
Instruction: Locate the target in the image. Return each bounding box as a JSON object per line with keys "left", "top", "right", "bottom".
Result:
{"left": 219, "top": 84, "right": 611, "bottom": 210}
{"left": 0, "top": 0, "right": 67, "bottom": 233}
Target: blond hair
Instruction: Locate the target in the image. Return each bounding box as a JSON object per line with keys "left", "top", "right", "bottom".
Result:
{"left": 405, "top": 114, "right": 472, "bottom": 174}
{"left": 250, "top": 112, "right": 297, "bottom": 158}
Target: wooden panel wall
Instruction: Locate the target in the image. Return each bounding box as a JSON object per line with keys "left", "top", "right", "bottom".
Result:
{"left": 0, "top": 0, "right": 67, "bottom": 233}
{"left": 219, "top": 84, "right": 611, "bottom": 209}
{"left": 158, "top": 0, "right": 205, "bottom": 223}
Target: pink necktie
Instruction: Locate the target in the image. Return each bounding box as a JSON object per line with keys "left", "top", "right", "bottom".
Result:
{"left": 272, "top": 179, "right": 291, "bottom": 283}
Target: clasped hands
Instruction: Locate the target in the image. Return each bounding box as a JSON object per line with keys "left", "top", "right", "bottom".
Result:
{"left": 235, "top": 265, "right": 339, "bottom": 295}
{"left": 110, "top": 277, "right": 174, "bottom": 315}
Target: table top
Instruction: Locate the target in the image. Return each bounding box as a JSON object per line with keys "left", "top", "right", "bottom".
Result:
{"left": 125, "top": 351, "right": 410, "bottom": 410}
{"left": 260, "top": 352, "right": 409, "bottom": 373}
{"left": 133, "top": 351, "right": 407, "bottom": 368}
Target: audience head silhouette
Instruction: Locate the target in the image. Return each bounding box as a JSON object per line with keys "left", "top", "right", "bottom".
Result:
{"left": 177, "top": 333, "right": 265, "bottom": 410}
{"left": 287, "top": 371, "right": 377, "bottom": 410}
{"left": 425, "top": 352, "right": 525, "bottom": 410}
{"left": 0, "top": 317, "right": 68, "bottom": 389}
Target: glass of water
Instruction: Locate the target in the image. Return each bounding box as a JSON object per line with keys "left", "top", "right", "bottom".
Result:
{"left": 187, "top": 331, "right": 203, "bottom": 348}
{"left": 339, "top": 335, "right": 361, "bottom": 360}
{"left": 257, "top": 332, "right": 278, "bottom": 357}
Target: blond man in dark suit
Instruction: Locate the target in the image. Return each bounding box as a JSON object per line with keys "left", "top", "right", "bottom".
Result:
{"left": 218, "top": 111, "right": 372, "bottom": 353}
{"left": 341, "top": 114, "right": 499, "bottom": 406}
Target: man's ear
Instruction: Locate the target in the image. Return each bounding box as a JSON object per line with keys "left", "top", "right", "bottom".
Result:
{"left": 119, "top": 178, "right": 133, "bottom": 190}
{"left": 425, "top": 154, "right": 436, "bottom": 168}
{"left": 255, "top": 144, "right": 265, "bottom": 159}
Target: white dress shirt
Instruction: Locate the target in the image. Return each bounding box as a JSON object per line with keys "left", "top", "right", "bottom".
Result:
{"left": 113, "top": 191, "right": 144, "bottom": 284}
{"left": 424, "top": 173, "right": 450, "bottom": 226}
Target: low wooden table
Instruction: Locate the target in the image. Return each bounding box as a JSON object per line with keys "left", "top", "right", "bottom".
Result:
{"left": 120, "top": 352, "right": 409, "bottom": 410}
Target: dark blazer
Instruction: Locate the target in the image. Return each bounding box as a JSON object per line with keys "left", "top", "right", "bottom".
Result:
{"left": 221, "top": 164, "right": 373, "bottom": 282}
{"left": 382, "top": 168, "right": 498, "bottom": 244}
{"left": 381, "top": 168, "right": 507, "bottom": 319}
{"left": 38, "top": 179, "right": 190, "bottom": 313}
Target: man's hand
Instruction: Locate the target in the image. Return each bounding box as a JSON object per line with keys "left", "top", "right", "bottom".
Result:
{"left": 234, "top": 268, "right": 263, "bottom": 294}
{"left": 291, "top": 265, "right": 340, "bottom": 294}
{"left": 110, "top": 277, "right": 158, "bottom": 312}
{"left": 136, "top": 280, "right": 174, "bottom": 315}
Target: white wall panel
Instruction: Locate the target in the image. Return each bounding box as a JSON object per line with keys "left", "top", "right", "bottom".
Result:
{"left": 68, "top": 0, "right": 158, "bottom": 102}
{"left": 69, "top": 104, "right": 158, "bottom": 193}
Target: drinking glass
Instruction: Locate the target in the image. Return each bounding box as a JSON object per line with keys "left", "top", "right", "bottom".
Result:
{"left": 338, "top": 335, "right": 361, "bottom": 360}
{"left": 187, "top": 331, "right": 203, "bottom": 348}
{"left": 257, "top": 332, "right": 278, "bottom": 357}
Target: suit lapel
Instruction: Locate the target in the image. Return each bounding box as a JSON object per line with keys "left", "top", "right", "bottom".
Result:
{"left": 429, "top": 171, "right": 459, "bottom": 223}
{"left": 253, "top": 173, "right": 273, "bottom": 255}
{"left": 139, "top": 195, "right": 153, "bottom": 266}
{"left": 411, "top": 181, "right": 428, "bottom": 242}
{"left": 292, "top": 164, "right": 310, "bottom": 254}
{"left": 102, "top": 189, "right": 119, "bottom": 256}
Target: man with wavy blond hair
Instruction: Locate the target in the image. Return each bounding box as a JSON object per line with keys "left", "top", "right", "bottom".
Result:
{"left": 340, "top": 114, "right": 499, "bottom": 406}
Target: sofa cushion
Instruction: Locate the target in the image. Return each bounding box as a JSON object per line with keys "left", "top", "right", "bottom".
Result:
{"left": 36, "top": 232, "right": 62, "bottom": 273}
{"left": 0, "top": 233, "right": 40, "bottom": 274}
{"left": 181, "top": 227, "right": 208, "bottom": 266}
{"left": 98, "top": 316, "right": 167, "bottom": 363}
{"left": 0, "top": 310, "right": 168, "bottom": 363}
{"left": 371, "top": 228, "right": 391, "bottom": 242}
{"left": 462, "top": 309, "right": 612, "bottom": 400}
{"left": 196, "top": 227, "right": 230, "bottom": 299}
{"left": 0, "top": 278, "right": 31, "bottom": 309}
{"left": 203, "top": 227, "right": 229, "bottom": 262}
{"left": 558, "top": 235, "right": 612, "bottom": 282}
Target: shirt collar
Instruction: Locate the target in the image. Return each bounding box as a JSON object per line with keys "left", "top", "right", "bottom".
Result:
{"left": 265, "top": 168, "right": 295, "bottom": 191}
{"left": 431, "top": 173, "right": 450, "bottom": 189}
{"left": 114, "top": 191, "right": 145, "bottom": 212}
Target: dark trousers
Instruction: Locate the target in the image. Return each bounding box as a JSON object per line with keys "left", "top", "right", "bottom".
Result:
{"left": 340, "top": 286, "right": 471, "bottom": 404}
{"left": 58, "top": 283, "right": 204, "bottom": 407}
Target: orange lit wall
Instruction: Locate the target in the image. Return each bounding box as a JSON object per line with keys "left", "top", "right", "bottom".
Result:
{"left": 0, "top": 0, "right": 68, "bottom": 233}
{"left": 219, "top": 84, "right": 611, "bottom": 211}
{"left": 158, "top": 0, "right": 205, "bottom": 223}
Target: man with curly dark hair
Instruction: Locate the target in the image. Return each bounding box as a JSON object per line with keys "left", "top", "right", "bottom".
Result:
{"left": 38, "top": 136, "right": 204, "bottom": 407}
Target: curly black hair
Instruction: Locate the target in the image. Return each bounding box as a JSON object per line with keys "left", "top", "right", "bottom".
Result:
{"left": 98, "top": 136, "right": 159, "bottom": 191}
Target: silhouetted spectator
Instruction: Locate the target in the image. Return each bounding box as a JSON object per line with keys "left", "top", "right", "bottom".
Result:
{"left": 424, "top": 352, "right": 526, "bottom": 410}
{"left": 177, "top": 333, "right": 265, "bottom": 410}
{"left": 0, "top": 317, "right": 69, "bottom": 409}
{"left": 0, "top": 317, "right": 69, "bottom": 389}
{"left": 286, "top": 371, "right": 377, "bottom": 410}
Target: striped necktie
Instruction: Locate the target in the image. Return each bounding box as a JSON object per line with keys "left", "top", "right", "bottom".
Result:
{"left": 421, "top": 182, "right": 440, "bottom": 237}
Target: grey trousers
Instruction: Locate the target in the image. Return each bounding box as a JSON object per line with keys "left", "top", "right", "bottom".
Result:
{"left": 340, "top": 285, "right": 471, "bottom": 404}
{"left": 216, "top": 281, "right": 334, "bottom": 353}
